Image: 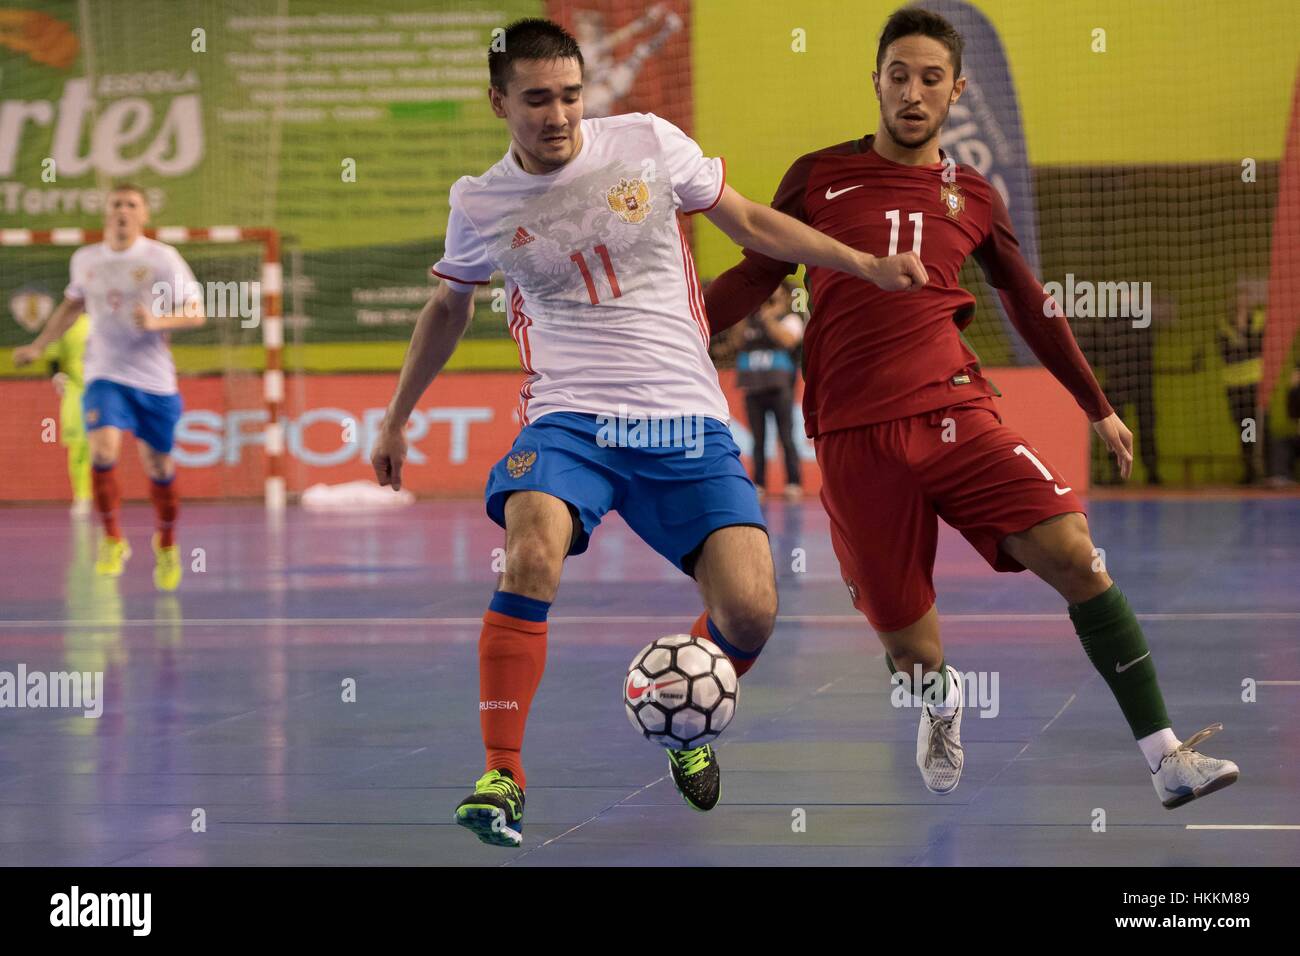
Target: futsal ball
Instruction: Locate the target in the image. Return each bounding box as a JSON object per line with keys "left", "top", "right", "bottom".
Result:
{"left": 624, "top": 634, "right": 738, "bottom": 748}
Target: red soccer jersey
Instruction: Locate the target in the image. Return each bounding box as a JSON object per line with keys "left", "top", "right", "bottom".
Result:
{"left": 705, "top": 135, "right": 1112, "bottom": 437}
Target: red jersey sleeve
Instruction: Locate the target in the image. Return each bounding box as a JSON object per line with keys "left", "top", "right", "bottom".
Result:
{"left": 703, "top": 153, "right": 815, "bottom": 335}
{"left": 973, "top": 187, "right": 1114, "bottom": 422}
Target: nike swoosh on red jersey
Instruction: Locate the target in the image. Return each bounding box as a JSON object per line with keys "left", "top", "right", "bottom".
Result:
{"left": 825, "top": 185, "right": 864, "bottom": 200}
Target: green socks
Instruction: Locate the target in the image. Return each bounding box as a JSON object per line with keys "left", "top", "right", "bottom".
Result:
{"left": 1069, "top": 584, "right": 1171, "bottom": 739}
{"left": 885, "top": 653, "right": 950, "bottom": 702}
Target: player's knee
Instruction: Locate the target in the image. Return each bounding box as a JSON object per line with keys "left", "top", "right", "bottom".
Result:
{"left": 89, "top": 434, "right": 119, "bottom": 464}
{"left": 1039, "top": 547, "right": 1088, "bottom": 588}
{"left": 1052, "top": 532, "right": 1110, "bottom": 598}
{"left": 501, "top": 536, "right": 565, "bottom": 600}
{"left": 1070, "top": 557, "right": 1111, "bottom": 599}
{"left": 90, "top": 442, "right": 118, "bottom": 469}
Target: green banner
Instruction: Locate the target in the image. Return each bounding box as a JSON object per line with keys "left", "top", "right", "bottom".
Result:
{"left": 1, "top": 0, "right": 537, "bottom": 355}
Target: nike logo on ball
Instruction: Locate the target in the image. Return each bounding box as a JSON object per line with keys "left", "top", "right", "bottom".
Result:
{"left": 627, "top": 677, "right": 685, "bottom": 702}
{"left": 1115, "top": 652, "right": 1151, "bottom": 673}
{"left": 825, "top": 185, "right": 863, "bottom": 200}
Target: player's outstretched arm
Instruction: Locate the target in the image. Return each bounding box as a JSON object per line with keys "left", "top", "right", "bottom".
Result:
{"left": 135, "top": 302, "right": 206, "bottom": 332}
{"left": 704, "top": 185, "right": 928, "bottom": 292}
{"left": 11, "top": 295, "right": 84, "bottom": 367}
{"left": 973, "top": 188, "right": 1133, "bottom": 476}
{"left": 372, "top": 282, "right": 476, "bottom": 490}
{"left": 702, "top": 254, "right": 787, "bottom": 336}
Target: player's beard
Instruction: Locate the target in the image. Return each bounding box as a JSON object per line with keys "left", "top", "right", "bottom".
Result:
{"left": 882, "top": 102, "right": 950, "bottom": 151}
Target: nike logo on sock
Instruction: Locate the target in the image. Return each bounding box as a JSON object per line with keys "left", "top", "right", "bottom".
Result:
{"left": 1115, "top": 651, "right": 1151, "bottom": 673}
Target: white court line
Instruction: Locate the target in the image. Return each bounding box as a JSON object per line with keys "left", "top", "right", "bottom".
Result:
{"left": 1040, "top": 693, "right": 1077, "bottom": 734}
{"left": 1185, "top": 825, "right": 1300, "bottom": 830}
{"left": 3, "top": 611, "right": 1299, "bottom": 629}
{"left": 1256, "top": 681, "right": 1300, "bottom": 686}
{"left": 503, "top": 775, "right": 667, "bottom": 866}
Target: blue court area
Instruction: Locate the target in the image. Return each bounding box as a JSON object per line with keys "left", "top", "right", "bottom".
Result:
{"left": 0, "top": 495, "right": 1296, "bottom": 866}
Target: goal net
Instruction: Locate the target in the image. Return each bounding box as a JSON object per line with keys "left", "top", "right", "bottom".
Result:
{"left": 0, "top": 226, "right": 290, "bottom": 506}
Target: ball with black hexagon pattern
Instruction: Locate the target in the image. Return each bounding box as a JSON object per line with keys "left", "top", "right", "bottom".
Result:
{"left": 623, "top": 634, "right": 738, "bottom": 748}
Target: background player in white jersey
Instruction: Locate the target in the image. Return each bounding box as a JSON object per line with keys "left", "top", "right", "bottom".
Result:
{"left": 12, "top": 184, "right": 205, "bottom": 591}
{"left": 369, "top": 18, "right": 927, "bottom": 848}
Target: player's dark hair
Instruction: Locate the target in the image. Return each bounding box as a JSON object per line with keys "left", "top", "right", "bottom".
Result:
{"left": 489, "top": 18, "right": 584, "bottom": 93}
{"left": 876, "top": 8, "right": 964, "bottom": 78}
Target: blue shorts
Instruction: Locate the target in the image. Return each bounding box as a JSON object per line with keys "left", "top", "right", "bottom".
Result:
{"left": 485, "top": 412, "right": 766, "bottom": 575}
{"left": 82, "top": 379, "right": 183, "bottom": 454}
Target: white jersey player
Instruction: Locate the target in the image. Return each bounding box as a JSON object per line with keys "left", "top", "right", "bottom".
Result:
{"left": 368, "top": 17, "right": 925, "bottom": 848}
{"left": 13, "top": 184, "right": 205, "bottom": 590}
{"left": 431, "top": 110, "right": 729, "bottom": 425}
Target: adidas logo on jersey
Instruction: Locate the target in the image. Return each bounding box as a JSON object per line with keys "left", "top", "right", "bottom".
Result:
{"left": 510, "top": 227, "right": 535, "bottom": 249}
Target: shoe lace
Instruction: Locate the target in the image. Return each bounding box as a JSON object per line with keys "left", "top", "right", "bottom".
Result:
{"left": 927, "top": 711, "right": 962, "bottom": 766}
{"left": 672, "top": 745, "right": 712, "bottom": 776}
{"left": 479, "top": 772, "right": 520, "bottom": 799}
{"left": 1173, "top": 723, "right": 1222, "bottom": 757}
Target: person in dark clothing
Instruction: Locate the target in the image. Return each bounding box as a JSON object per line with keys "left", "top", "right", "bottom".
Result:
{"left": 1219, "top": 280, "right": 1269, "bottom": 484}
{"left": 1073, "top": 291, "right": 1162, "bottom": 485}
{"left": 731, "top": 280, "right": 805, "bottom": 499}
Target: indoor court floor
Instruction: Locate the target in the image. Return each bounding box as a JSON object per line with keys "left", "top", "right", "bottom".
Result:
{"left": 1, "top": 495, "right": 1296, "bottom": 866}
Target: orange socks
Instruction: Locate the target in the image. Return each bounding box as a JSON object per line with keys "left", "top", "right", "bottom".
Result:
{"left": 691, "top": 610, "right": 761, "bottom": 677}
{"left": 150, "top": 475, "right": 180, "bottom": 547}
{"left": 475, "top": 599, "right": 760, "bottom": 790}
{"left": 479, "top": 592, "right": 550, "bottom": 789}
{"left": 91, "top": 463, "right": 121, "bottom": 539}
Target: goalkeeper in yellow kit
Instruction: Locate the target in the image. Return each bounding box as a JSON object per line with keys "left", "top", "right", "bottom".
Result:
{"left": 44, "top": 313, "right": 93, "bottom": 515}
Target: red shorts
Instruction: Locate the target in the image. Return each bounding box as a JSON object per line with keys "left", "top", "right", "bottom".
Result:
{"left": 816, "top": 397, "right": 1085, "bottom": 632}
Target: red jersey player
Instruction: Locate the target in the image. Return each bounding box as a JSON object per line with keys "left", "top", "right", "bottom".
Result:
{"left": 706, "top": 8, "right": 1238, "bottom": 809}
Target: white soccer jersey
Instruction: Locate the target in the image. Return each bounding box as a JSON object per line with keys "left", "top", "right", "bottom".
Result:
{"left": 66, "top": 236, "right": 199, "bottom": 395}
{"left": 431, "top": 112, "right": 729, "bottom": 425}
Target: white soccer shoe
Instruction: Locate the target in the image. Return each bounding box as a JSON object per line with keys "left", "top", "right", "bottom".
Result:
{"left": 916, "top": 664, "right": 964, "bottom": 794}
{"left": 1152, "top": 723, "right": 1239, "bottom": 809}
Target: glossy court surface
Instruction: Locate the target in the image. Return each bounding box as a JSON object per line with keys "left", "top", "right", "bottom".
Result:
{"left": 1, "top": 496, "right": 1296, "bottom": 866}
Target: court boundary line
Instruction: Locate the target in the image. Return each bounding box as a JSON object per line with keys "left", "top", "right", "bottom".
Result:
{"left": 503, "top": 663, "right": 868, "bottom": 863}
{"left": 1185, "top": 825, "right": 1300, "bottom": 830}
{"left": 904, "top": 683, "right": 1086, "bottom": 865}
{"left": 502, "top": 775, "right": 668, "bottom": 866}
